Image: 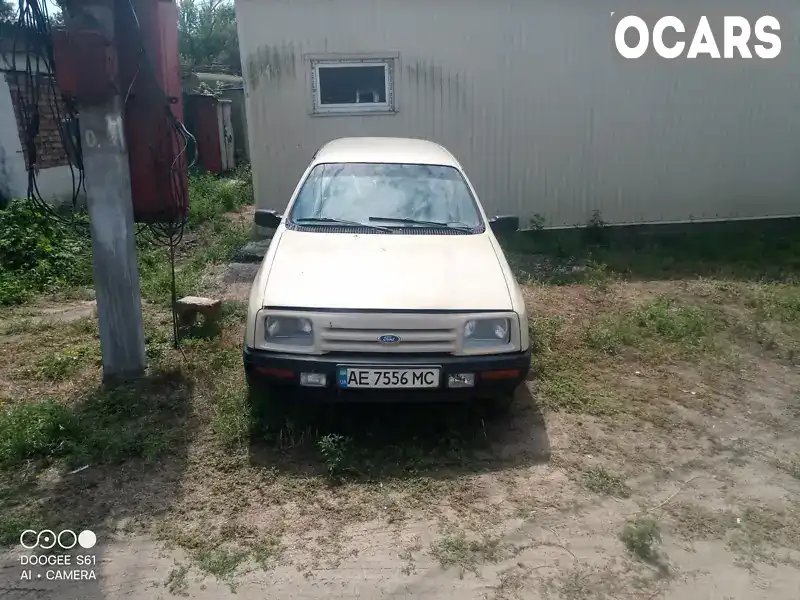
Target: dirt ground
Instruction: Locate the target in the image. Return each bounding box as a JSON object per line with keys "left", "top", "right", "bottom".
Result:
{"left": 1, "top": 259, "right": 799, "bottom": 599}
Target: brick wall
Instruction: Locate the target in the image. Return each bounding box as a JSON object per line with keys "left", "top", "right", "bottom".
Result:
{"left": 5, "top": 72, "right": 70, "bottom": 170}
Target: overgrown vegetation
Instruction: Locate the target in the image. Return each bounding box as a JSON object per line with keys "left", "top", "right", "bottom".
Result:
{"left": 0, "top": 202, "right": 91, "bottom": 304}
{"left": 620, "top": 517, "right": 662, "bottom": 563}
{"left": 0, "top": 166, "right": 253, "bottom": 307}
{"left": 2, "top": 178, "right": 800, "bottom": 594}
{"left": 429, "top": 531, "right": 507, "bottom": 577}
{"left": 503, "top": 218, "right": 800, "bottom": 282}
{"left": 584, "top": 296, "right": 718, "bottom": 358}
{"left": 317, "top": 433, "right": 355, "bottom": 481}
{"left": 582, "top": 467, "right": 631, "bottom": 498}
{"left": 0, "top": 370, "right": 188, "bottom": 470}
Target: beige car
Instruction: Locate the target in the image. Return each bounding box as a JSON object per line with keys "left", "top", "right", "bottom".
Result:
{"left": 244, "top": 137, "right": 530, "bottom": 410}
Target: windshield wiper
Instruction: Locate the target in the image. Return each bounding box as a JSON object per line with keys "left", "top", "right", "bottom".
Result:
{"left": 295, "top": 217, "right": 392, "bottom": 232}
{"left": 368, "top": 216, "right": 473, "bottom": 231}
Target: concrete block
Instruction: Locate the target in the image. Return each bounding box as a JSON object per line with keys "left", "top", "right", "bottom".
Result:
{"left": 175, "top": 296, "right": 223, "bottom": 327}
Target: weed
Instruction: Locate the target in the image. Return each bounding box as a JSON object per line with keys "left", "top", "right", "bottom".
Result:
{"left": 0, "top": 399, "right": 80, "bottom": 467}
{"left": 500, "top": 220, "right": 800, "bottom": 281}
{"left": 585, "top": 261, "right": 613, "bottom": 293}
{"left": 537, "top": 370, "right": 620, "bottom": 416}
{"left": 212, "top": 383, "right": 251, "bottom": 450}
{"left": 633, "top": 297, "right": 714, "bottom": 342}
{"left": 529, "top": 315, "right": 565, "bottom": 355}
{"left": 582, "top": 467, "right": 631, "bottom": 498}
{"left": 0, "top": 200, "right": 92, "bottom": 306}
{"left": 429, "top": 531, "right": 505, "bottom": 577}
{"left": 186, "top": 170, "right": 252, "bottom": 228}
{"left": 25, "top": 343, "right": 99, "bottom": 381}
{"left": 775, "top": 457, "right": 800, "bottom": 480}
{"left": 529, "top": 214, "right": 546, "bottom": 230}
{"left": 665, "top": 503, "right": 737, "bottom": 540}
{"left": 0, "top": 370, "right": 188, "bottom": 471}
{"left": 1, "top": 317, "right": 37, "bottom": 335}
{"left": 196, "top": 548, "right": 248, "bottom": 579}
{"left": 0, "top": 507, "right": 45, "bottom": 546}
{"left": 585, "top": 296, "right": 716, "bottom": 358}
{"left": 738, "top": 505, "right": 800, "bottom": 551}
{"left": 221, "top": 300, "right": 248, "bottom": 323}
{"left": 165, "top": 564, "right": 189, "bottom": 596}
{"left": 250, "top": 535, "right": 284, "bottom": 570}
{"left": 744, "top": 284, "right": 800, "bottom": 323}
{"left": 317, "top": 433, "right": 354, "bottom": 480}
{"left": 621, "top": 517, "right": 661, "bottom": 562}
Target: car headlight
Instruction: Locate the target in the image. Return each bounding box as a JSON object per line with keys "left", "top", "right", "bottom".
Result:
{"left": 264, "top": 316, "right": 313, "bottom": 346}
{"left": 464, "top": 318, "right": 510, "bottom": 346}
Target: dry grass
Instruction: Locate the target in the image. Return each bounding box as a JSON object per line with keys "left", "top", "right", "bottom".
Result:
{"left": 2, "top": 225, "right": 800, "bottom": 595}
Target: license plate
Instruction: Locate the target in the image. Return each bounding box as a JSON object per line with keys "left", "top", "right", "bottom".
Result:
{"left": 338, "top": 367, "right": 440, "bottom": 389}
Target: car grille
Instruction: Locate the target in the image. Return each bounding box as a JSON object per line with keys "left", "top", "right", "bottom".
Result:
{"left": 319, "top": 325, "right": 458, "bottom": 354}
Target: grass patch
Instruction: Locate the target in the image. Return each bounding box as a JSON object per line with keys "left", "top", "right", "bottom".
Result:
{"left": 0, "top": 399, "right": 80, "bottom": 467}
{"left": 582, "top": 467, "right": 631, "bottom": 498}
{"left": 585, "top": 296, "right": 717, "bottom": 358}
{"left": 250, "top": 535, "right": 285, "bottom": 570}
{"left": 211, "top": 381, "right": 251, "bottom": 450}
{"left": 137, "top": 213, "right": 249, "bottom": 307}
{"left": 743, "top": 284, "right": 800, "bottom": 323}
{"left": 620, "top": 517, "right": 662, "bottom": 563}
{"left": 165, "top": 564, "right": 189, "bottom": 597}
{"left": 429, "top": 531, "right": 506, "bottom": 577}
{"left": 317, "top": 433, "right": 356, "bottom": 481}
{"left": 529, "top": 315, "right": 565, "bottom": 355}
{"left": 0, "top": 503, "right": 46, "bottom": 546}
{"left": 666, "top": 502, "right": 800, "bottom": 563}
{"left": 537, "top": 370, "right": 620, "bottom": 416}
{"left": 185, "top": 165, "right": 253, "bottom": 229}
{"left": 664, "top": 503, "right": 736, "bottom": 540}
{"left": 156, "top": 520, "right": 285, "bottom": 582}
{"left": 501, "top": 220, "right": 800, "bottom": 282}
{"left": 22, "top": 343, "right": 100, "bottom": 381}
{"left": 775, "top": 457, "right": 800, "bottom": 480}
{"left": 0, "top": 167, "right": 254, "bottom": 309}
{"left": 0, "top": 370, "right": 189, "bottom": 471}
{"left": 0, "top": 200, "right": 92, "bottom": 306}
{"left": 736, "top": 505, "right": 800, "bottom": 552}
{"left": 196, "top": 548, "right": 248, "bottom": 579}
{"left": 529, "top": 315, "right": 620, "bottom": 416}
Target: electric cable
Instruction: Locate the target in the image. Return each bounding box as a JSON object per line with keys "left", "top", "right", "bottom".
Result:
{"left": 12, "top": 0, "right": 195, "bottom": 349}
{"left": 120, "top": 0, "right": 192, "bottom": 348}
{"left": 11, "top": 0, "right": 87, "bottom": 234}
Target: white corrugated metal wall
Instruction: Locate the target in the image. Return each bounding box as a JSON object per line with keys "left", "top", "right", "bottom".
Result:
{"left": 235, "top": 0, "right": 800, "bottom": 228}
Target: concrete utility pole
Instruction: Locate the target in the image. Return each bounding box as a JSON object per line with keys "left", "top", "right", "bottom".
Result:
{"left": 67, "top": 3, "right": 146, "bottom": 383}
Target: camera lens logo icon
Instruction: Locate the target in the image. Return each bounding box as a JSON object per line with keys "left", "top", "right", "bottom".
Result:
{"left": 20, "top": 530, "right": 96, "bottom": 550}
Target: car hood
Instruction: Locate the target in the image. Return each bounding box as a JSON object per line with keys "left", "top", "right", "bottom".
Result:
{"left": 262, "top": 230, "right": 513, "bottom": 311}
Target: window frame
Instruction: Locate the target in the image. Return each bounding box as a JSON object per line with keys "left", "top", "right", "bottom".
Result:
{"left": 306, "top": 53, "right": 399, "bottom": 117}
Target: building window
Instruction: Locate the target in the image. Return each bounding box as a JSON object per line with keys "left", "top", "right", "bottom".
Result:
{"left": 310, "top": 57, "right": 396, "bottom": 115}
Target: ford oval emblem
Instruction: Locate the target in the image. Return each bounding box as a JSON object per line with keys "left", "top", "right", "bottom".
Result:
{"left": 378, "top": 334, "right": 401, "bottom": 344}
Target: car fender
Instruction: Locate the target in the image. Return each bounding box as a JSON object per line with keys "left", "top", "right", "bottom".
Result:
{"left": 245, "top": 227, "right": 285, "bottom": 348}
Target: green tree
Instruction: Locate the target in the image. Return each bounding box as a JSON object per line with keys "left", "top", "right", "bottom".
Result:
{"left": 0, "top": 1, "right": 16, "bottom": 22}
{"left": 178, "top": 0, "right": 240, "bottom": 72}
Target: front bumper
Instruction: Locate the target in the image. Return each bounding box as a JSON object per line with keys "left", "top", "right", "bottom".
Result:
{"left": 243, "top": 346, "right": 532, "bottom": 401}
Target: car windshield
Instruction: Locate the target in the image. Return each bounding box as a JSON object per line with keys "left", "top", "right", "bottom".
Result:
{"left": 288, "top": 163, "right": 483, "bottom": 229}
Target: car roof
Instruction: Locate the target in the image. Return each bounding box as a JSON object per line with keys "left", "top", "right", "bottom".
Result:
{"left": 312, "top": 137, "right": 462, "bottom": 168}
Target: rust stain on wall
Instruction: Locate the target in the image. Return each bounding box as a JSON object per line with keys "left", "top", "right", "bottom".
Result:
{"left": 245, "top": 43, "right": 298, "bottom": 92}
{"left": 404, "top": 60, "right": 468, "bottom": 109}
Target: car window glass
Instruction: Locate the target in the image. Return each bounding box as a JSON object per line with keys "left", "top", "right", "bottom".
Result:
{"left": 289, "top": 163, "right": 483, "bottom": 228}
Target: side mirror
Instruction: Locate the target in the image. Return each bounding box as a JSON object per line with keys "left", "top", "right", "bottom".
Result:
{"left": 254, "top": 209, "right": 282, "bottom": 229}
{"left": 489, "top": 215, "right": 519, "bottom": 236}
